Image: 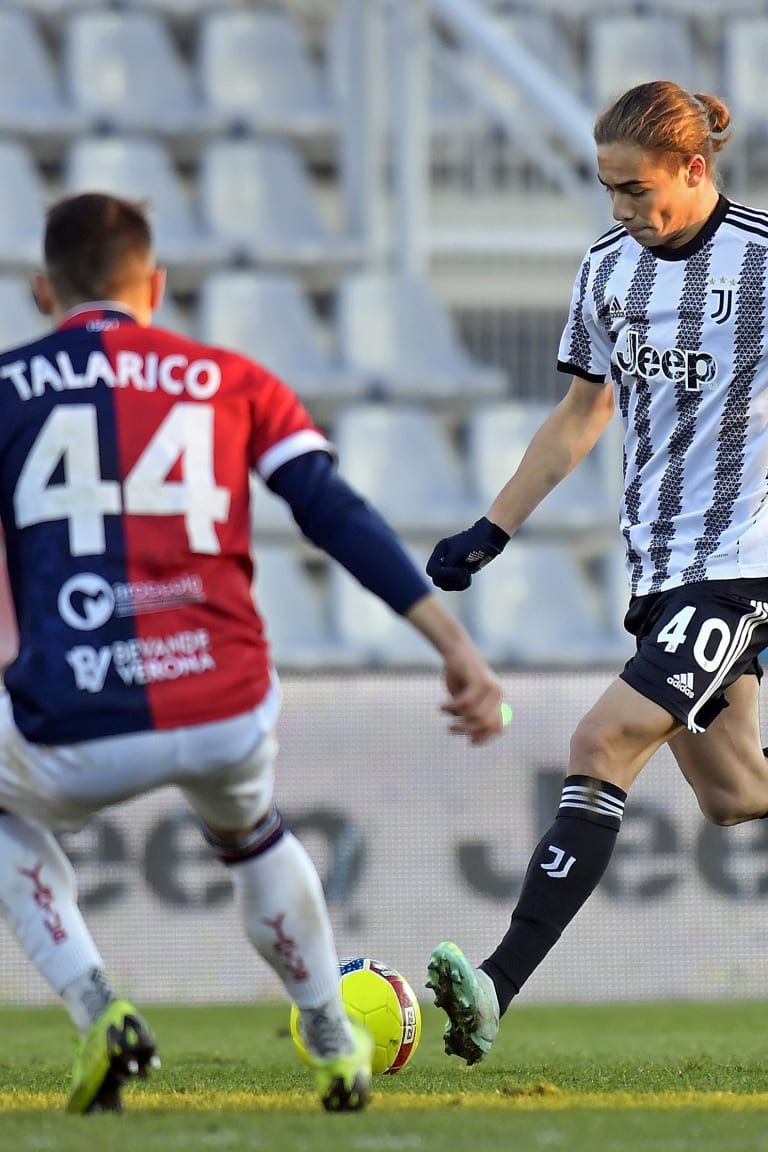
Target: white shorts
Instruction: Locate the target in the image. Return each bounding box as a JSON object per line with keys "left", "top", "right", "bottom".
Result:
{"left": 0, "top": 679, "right": 281, "bottom": 833}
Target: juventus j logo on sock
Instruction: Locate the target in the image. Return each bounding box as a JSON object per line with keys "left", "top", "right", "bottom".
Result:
{"left": 540, "top": 844, "right": 576, "bottom": 879}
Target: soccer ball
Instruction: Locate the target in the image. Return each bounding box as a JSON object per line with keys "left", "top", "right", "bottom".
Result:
{"left": 290, "top": 957, "right": 422, "bottom": 1075}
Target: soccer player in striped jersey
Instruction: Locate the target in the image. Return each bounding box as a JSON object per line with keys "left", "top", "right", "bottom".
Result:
{"left": 0, "top": 192, "right": 504, "bottom": 1111}
{"left": 425, "top": 80, "right": 768, "bottom": 1064}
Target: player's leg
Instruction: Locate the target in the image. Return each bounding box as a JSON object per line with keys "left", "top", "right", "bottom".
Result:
{"left": 0, "top": 809, "right": 158, "bottom": 1112}
{"left": 670, "top": 672, "right": 768, "bottom": 825}
{"left": 428, "top": 676, "right": 680, "bottom": 1064}
{"left": 183, "top": 726, "right": 372, "bottom": 1111}
{"left": 0, "top": 707, "right": 169, "bottom": 1110}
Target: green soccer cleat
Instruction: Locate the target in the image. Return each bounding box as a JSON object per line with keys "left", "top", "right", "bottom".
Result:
{"left": 308, "top": 1019, "right": 374, "bottom": 1112}
{"left": 426, "top": 941, "right": 500, "bottom": 1066}
{"left": 65, "top": 999, "right": 160, "bottom": 1115}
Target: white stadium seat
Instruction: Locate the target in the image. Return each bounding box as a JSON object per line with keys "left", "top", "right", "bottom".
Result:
{"left": 0, "top": 276, "right": 49, "bottom": 350}
{"left": 466, "top": 400, "right": 615, "bottom": 535}
{"left": 0, "top": 141, "right": 48, "bottom": 273}
{"left": 328, "top": 556, "right": 444, "bottom": 668}
{"left": 723, "top": 18, "right": 768, "bottom": 189}
{"left": 0, "top": 9, "right": 88, "bottom": 152}
{"left": 252, "top": 544, "right": 355, "bottom": 669}
{"left": 331, "top": 403, "right": 479, "bottom": 533}
{"left": 336, "top": 273, "right": 507, "bottom": 400}
{"left": 463, "top": 538, "right": 630, "bottom": 666}
{"left": 62, "top": 10, "right": 221, "bottom": 140}
{"left": 198, "top": 9, "right": 337, "bottom": 139}
{"left": 197, "top": 272, "right": 368, "bottom": 403}
{"left": 199, "top": 138, "right": 360, "bottom": 273}
{"left": 65, "top": 136, "right": 234, "bottom": 285}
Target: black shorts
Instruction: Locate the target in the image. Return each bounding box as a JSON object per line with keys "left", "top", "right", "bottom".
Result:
{"left": 620, "top": 578, "right": 768, "bottom": 732}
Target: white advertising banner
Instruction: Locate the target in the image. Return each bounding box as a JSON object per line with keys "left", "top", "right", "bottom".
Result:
{"left": 2, "top": 670, "right": 768, "bottom": 1006}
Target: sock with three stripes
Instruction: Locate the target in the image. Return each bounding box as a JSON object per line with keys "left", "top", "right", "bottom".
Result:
{"left": 481, "top": 774, "right": 626, "bottom": 1015}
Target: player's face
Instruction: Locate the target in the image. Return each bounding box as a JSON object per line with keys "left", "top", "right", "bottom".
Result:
{"left": 596, "top": 141, "right": 711, "bottom": 249}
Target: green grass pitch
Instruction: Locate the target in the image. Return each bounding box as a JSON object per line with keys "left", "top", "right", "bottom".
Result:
{"left": 2, "top": 1000, "right": 768, "bottom": 1151}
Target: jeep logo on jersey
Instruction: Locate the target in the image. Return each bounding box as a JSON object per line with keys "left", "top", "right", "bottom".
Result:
{"left": 615, "top": 329, "right": 717, "bottom": 391}
{"left": 58, "top": 573, "right": 115, "bottom": 631}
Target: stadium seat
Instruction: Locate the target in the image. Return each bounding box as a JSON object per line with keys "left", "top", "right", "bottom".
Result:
{"left": 251, "top": 543, "right": 355, "bottom": 669}
{"left": 198, "top": 271, "right": 368, "bottom": 405}
{"left": 0, "top": 276, "right": 49, "bottom": 350}
{"left": 328, "top": 557, "right": 445, "bottom": 668}
{"left": 463, "top": 538, "right": 630, "bottom": 666}
{"left": 585, "top": 15, "right": 703, "bottom": 110}
{"left": 249, "top": 476, "right": 297, "bottom": 542}
{"left": 0, "top": 9, "right": 88, "bottom": 154}
{"left": 198, "top": 9, "right": 338, "bottom": 140}
{"left": 61, "top": 10, "right": 222, "bottom": 141}
{"left": 723, "top": 19, "right": 768, "bottom": 188}
{"left": 465, "top": 400, "right": 616, "bottom": 535}
{"left": 336, "top": 273, "right": 507, "bottom": 400}
{"left": 330, "top": 402, "right": 479, "bottom": 533}
{"left": 199, "top": 138, "right": 360, "bottom": 275}
{"left": 0, "top": 141, "right": 49, "bottom": 273}
{"left": 65, "top": 136, "right": 235, "bottom": 286}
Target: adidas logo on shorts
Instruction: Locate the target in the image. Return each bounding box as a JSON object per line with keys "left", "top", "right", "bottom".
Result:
{"left": 666, "top": 671, "right": 695, "bottom": 698}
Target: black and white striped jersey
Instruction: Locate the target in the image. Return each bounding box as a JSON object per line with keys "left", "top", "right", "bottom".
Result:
{"left": 557, "top": 195, "right": 768, "bottom": 597}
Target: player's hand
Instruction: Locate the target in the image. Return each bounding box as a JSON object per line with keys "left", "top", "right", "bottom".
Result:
{"left": 442, "top": 651, "right": 504, "bottom": 745}
{"left": 426, "top": 517, "right": 510, "bottom": 591}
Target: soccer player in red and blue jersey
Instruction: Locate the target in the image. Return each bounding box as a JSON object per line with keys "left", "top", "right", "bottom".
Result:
{"left": 0, "top": 192, "right": 503, "bottom": 1113}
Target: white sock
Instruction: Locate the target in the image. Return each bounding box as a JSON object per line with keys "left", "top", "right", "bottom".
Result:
{"left": 301, "top": 999, "right": 356, "bottom": 1058}
{"left": 61, "top": 967, "right": 117, "bottom": 1034}
{"left": 0, "top": 813, "right": 105, "bottom": 1027}
{"left": 230, "top": 830, "right": 346, "bottom": 1009}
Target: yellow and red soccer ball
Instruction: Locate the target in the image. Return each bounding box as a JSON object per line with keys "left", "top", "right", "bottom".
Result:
{"left": 290, "top": 957, "right": 422, "bottom": 1075}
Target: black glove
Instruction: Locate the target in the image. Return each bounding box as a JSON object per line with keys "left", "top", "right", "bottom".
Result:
{"left": 426, "top": 517, "right": 510, "bottom": 591}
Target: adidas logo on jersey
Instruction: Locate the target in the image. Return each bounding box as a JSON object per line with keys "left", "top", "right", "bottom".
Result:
{"left": 666, "top": 671, "right": 695, "bottom": 698}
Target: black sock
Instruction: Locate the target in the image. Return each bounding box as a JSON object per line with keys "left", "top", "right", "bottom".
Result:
{"left": 481, "top": 775, "right": 626, "bottom": 1015}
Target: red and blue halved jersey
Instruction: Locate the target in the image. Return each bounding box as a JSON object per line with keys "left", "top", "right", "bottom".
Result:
{"left": 0, "top": 304, "right": 331, "bottom": 743}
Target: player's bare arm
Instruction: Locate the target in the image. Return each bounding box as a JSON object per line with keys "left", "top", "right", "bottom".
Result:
{"left": 426, "top": 375, "right": 614, "bottom": 592}
{"left": 487, "top": 374, "right": 615, "bottom": 536}
{"left": 405, "top": 593, "right": 503, "bottom": 745}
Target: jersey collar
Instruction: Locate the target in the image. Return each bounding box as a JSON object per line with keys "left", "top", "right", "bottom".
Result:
{"left": 56, "top": 302, "right": 140, "bottom": 331}
{"left": 652, "top": 194, "right": 730, "bottom": 262}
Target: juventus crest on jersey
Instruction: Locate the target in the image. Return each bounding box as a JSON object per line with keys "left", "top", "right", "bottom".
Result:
{"left": 557, "top": 196, "right": 768, "bottom": 597}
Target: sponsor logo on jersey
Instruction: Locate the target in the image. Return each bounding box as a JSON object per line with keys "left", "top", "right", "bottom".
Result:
{"left": 0, "top": 351, "right": 222, "bottom": 401}
{"left": 58, "top": 573, "right": 115, "bottom": 631}
{"left": 666, "top": 671, "right": 695, "bottom": 698}
{"left": 65, "top": 629, "right": 216, "bottom": 693}
{"left": 112, "top": 574, "right": 206, "bottom": 617}
{"left": 57, "top": 572, "right": 206, "bottom": 630}
{"left": 607, "top": 295, "right": 626, "bottom": 330}
{"left": 616, "top": 329, "right": 717, "bottom": 391}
